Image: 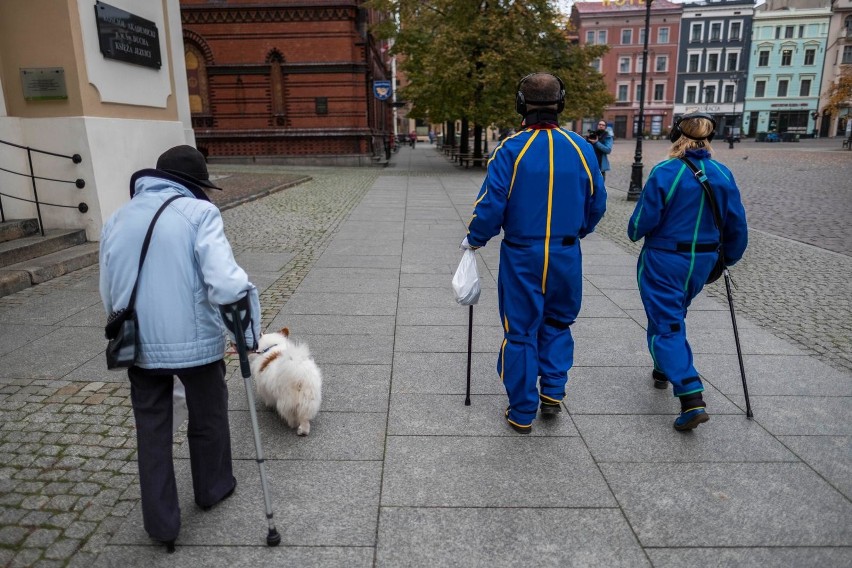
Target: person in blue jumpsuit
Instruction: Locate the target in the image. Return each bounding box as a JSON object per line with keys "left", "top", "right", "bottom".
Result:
{"left": 627, "top": 113, "right": 748, "bottom": 430}
{"left": 461, "top": 73, "right": 607, "bottom": 434}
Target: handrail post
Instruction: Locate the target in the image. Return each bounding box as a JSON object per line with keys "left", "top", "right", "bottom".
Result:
{"left": 26, "top": 148, "right": 46, "bottom": 236}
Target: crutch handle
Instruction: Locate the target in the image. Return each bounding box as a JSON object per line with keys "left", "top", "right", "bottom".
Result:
{"left": 220, "top": 300, "right": 252, "bottom": 378}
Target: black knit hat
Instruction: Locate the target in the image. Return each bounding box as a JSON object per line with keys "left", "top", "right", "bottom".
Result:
{"left": 156, "top": 145, "right": 221, "bottom": 190}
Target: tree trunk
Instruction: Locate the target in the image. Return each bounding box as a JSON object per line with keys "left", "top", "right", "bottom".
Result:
{"left": 460, "top": 118, "right": 470, "bottom": 155}
{"left": 473, "top": 124, "right": 483, "bottom": 167}
{"left": 446, "top": 121, "right": 455, "bottom": 148}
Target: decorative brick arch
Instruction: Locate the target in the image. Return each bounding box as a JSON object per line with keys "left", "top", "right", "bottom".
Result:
{"left": 183, "top": 30, "right": 214, "bottom": 65}
{"left": 266, "top": 48, "right": 285, "bottom": 64}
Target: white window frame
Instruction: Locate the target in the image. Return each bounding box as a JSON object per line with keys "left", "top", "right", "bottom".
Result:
{"left": 586, "top": 30, "right": 595, "bottom": 44}
{"left": 777, "top": 78, "right": 789, "bottom": 97}
{"left": 619, "top": 56, "right": 632, "bottom": 74}
{"left": 655, "top": 54, "right": 668, "bottom": 73}
{"left": 636, "top": 83, "right": 645, "bottom": 102}
{"left": 687, "top": 50, "right": 702, "bottom": 73}
{"left": 653, "top": 83, "right": 665, "bottom": 102}
{"left": 690, "top": 22, "right": 704, "bottom": 43}
{"left": 685, "top": 82, "right": 700, "bottom": 104}
{"left": 729, "top": 20, "right": 743, "bottom": 41}
{"left": 757, "top": 49, "right": 770, "bottom": 67}
{"left": 598, "top": 30, "right": 607, "bottom": 44}
{"left": 590, "top": 58, "right": 602, "bottom": 72}
{"left": 780, "top": 48, "right": 793, "bottom": 66}
{"left": 617, "top": 83, "right": 630, "bottom": 102}
{"left": 799, "top": 78, "right": 812, "bottom": 97}
{"left": 726, "top": 50, "right": 741, "bottom": 72}
{"left": 704, "top": 85, "right": 716, "bottom": 104}
{"left": 636, "top": 55, "right": 645, "bottom": 73}
{"left": 755, "top": 79, "right": 766, "bottom": 98}
{"left": 706, "top": 49, "right": 722, "bottom": 72}
{"left": 804, "top": 48, "right": 816, "bottom": 66}
{"left": 709, "top": 21, "right": 723, "bottom": 42}
{"left": 639, "top": 27, "right": 646, "bottom": 45}
{"left": 621, "top": 28, "right": 633, "bottom": 45}
{"left": 657, "top": 27, "right": 669, "bottom": 44}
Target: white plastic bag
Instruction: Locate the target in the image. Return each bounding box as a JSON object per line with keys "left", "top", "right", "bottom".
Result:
{"left": 452, "top": 249, "right": 481, "bottom": 305}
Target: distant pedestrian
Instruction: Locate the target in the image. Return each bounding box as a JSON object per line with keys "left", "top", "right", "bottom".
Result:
{"left": 99, "top": 145, "right": 261, "bottom": 551}
{"left": 462, "top": 72, "right": 607, "bottom": 434}
{"left": 409, "top": 131, "right": 417, "bottom": 147}
{"left": 428, "top": 129, "right": 435, "bottom": 144}
{"left": 627, "top": 113, "right": 748, "bottom": 431}
{"left": 585, "top": 119, "right": 613, "bottom": 181}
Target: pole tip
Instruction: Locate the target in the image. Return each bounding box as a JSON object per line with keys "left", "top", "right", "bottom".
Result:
{"left": 267, "top": 528, "right": 281, "bottom": 547}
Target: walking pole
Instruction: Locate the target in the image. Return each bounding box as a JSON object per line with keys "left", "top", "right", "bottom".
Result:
{"left": 722, "top": 269, "right": 753, "bottom": 419}
{"left": 220, "top": 299, "right": 282, "bottom": 546}
{"left": 465, "top": 305, "right": 473, "bottom": 406}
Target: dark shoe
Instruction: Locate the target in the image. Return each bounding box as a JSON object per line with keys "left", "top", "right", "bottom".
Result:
{"left": 199, "top": 478, "right": 236, "bottom": 511}
{"left": 673, "top": 408, "right": 709, "bottom": 431}
{"left": 162, "top": 540, "right": 176, "bottom": 554}
{"left": 540, "top": 401, "right": 563, "bottom": 418}
{"left": 652, "top": 369, "right": 669, "bottom": 389}
{"left": 505, "top": 407, "right": 532, "bottom": 435}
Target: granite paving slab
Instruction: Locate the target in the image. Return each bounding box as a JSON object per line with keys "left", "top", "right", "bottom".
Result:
{"left": 0, "top": 289, "right": 101, "bottom": 325}
{"left": 387, "top": 393, "right": 578, "bottom": 437}
{"left": 729, "top": 395, "right": 852, "bottom": 436}
{"left": 276, "top": 292, "right": 398, "bottom": 316}
{"left": 394, "top": 324, "right": 505, "bottom": 353}
{"left": 0, "top": 324, "right": 53, "bottom": 357}
{"left": 265, "top": 314, "right": 394, "bottom": 336}
{"left": 396, "top": 306, "right": 502, "bottom": 327}
{"left": 293, "top": 333, "right": 394, "bottom": 365}
{"left": 375, "top": 508, "right": 649, "bottom": 568}
{"left": 576, "top": 295, "right": 630, "bottom": 318}
{"left": 689, "top": 329, "right": 807, "bottom": 356}
{"left": 233, "top": 251, "right": 294, "bottom": 274}
{"left": 200, "top": 410, "right": 386, "bottom": 461}
{"left": 694, "top": 353, "right": 852, "bottom": 396}
{"left": 583, "top": 273, "right": 639, "bottom": 290}
{"left": 564, "top": 366, "right": 744, "bottom": 416}
{"left": 645, "top": 547, "right": 852, "bottom": 568}
{"left": 777, "top": 435, "right": 852, "bottom": 500}
{"left": 573, "top": 334, "right": 652, "bottom": 368}
{"left": 322, "top": 241, "right": 402, "bottom": 256}
{"left": 601, "top": 462, "right": 852, "bottom": 547}
{"left": 391, "top": 352, "right": 504, "bottom": 395}
{"left": 0, "top": 326, "right": 106, "bottom": 379}
{"left": 314, "top": 254, "right": 400, "bottom": 269}
{"left": 381, "top": 436, "right": 615, "bottom": 507}
{"left": 93, "top": 545, "right": 373, "bottom": 568}
{"left": 108, "top": 459, "right": 381, "bottom": 547}
{"left": 573, "top": 414, "right": 797, "bottom": 462}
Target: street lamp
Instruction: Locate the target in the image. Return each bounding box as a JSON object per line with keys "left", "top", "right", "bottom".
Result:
{"left": 627, "top": 0, "right": 653, "bottom": 201}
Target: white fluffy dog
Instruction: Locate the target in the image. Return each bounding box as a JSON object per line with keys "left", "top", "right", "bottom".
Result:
{"left": 250, "top": 328, "right": 322, "bottom": 436}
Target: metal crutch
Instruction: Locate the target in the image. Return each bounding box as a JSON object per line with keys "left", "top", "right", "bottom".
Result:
{"left": 465, "top": 305, "right": 473, "bottom": 406}
{"left": 722, "top": 269, "right": 753, "bottom": 419}
{"left": 220, "top": 299, "right": 282, "bottom": 546}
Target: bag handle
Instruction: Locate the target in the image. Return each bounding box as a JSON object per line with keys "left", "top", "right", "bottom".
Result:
{"left": 127, "top": 195, "right": 183, "bottom": 310}
{"left": 679, "top": 157, "right": 724, "bottom": 250}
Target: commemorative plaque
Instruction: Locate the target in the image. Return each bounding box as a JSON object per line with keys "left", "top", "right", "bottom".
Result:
{"left": 20, "top": 68, "right": 68, "bottom": 101}
{"left": 94, "top": 1, "right": 161, "bottom": 69}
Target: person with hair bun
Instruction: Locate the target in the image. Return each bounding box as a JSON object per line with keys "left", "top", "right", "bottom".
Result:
{"left": 627, "top": 113, "right": 748, "bottom": 431}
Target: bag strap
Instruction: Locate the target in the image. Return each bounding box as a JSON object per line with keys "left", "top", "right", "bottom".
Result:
{"left": 679, "top": 157, "right": 724, "bottom": 248}
{"left": 127, "top": 195, "right": 183, "bottom": 310}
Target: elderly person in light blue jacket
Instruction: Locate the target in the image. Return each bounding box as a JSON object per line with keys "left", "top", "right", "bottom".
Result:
{"left": 99, "top": 145, "right": 260, "bottom": 552}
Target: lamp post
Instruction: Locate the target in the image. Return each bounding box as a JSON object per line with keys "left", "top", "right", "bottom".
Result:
{"left": 627, "top": 0, "right": 653, "bottom": 201}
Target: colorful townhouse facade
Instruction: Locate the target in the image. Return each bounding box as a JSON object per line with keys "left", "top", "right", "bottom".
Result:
{"left": 675, "top": 0, "right": 755, "bottom": 137}
{"left": 742, "top": 0, "right": 832, "bottom": 137}
{"left": 572, "top": 0, "right": 682, "bottom": 140}
{"left": 818, "top": 0, "right": 852, "bottom": 136}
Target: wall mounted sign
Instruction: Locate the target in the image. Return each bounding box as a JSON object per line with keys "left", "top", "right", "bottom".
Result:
{"left": 20, "top": 68, "right": 68, "bottom": 101}
{"left": 94, "top": 1, "right": 161, "bottom": 69}
{"left": 373, "top": 80, "right": 392, "bottom": 100}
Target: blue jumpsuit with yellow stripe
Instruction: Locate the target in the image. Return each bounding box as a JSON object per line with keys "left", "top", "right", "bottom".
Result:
{"left": 467, "top": 124, "right": 607, "bottom": 428}
{"left": 628, "top": 148, "right": 748, "bottom": 397}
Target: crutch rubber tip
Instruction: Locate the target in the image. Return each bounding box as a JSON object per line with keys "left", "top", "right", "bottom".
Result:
{"left": 267, "top": 528, "right": 281, "bottom": 547}
{"left": 464, "top": 399, "right": 471, "bottom": 406}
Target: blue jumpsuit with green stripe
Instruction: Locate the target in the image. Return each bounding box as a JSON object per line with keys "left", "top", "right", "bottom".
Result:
{"left": 467, "top": 124, "right": 607, "bottom": 427}
{"left": 628, "top": 148, "right": 748, "bottom": 397}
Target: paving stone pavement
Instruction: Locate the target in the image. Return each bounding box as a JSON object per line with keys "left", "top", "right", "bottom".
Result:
{"left": 0, "top": 142, "right": 850, "bottom": 567}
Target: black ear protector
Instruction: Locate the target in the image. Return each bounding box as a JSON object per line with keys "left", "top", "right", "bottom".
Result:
{"left": 515, "top": 73, "right": 566, "bottom": 116}
{"left": 669, "top": 112, "right": 717, "bottom": 143}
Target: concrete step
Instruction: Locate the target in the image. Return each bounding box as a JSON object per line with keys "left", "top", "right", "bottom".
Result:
{"left": 0, "top": 229, "right": 86, "bottom": 268}
{"left": 0, "top": 242, "right": 99, "bottom": 297}
{"left": 0, "top": 219, "right": 40, "bottom": 243}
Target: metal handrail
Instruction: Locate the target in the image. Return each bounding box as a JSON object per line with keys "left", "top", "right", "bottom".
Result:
{"left": 0, "top": 138, "right": 87, "bottom": 236}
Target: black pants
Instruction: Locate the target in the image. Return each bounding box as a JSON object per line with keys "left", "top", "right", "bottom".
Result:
{"left": 129, "top": 360, "right": 235, "bottom": 541}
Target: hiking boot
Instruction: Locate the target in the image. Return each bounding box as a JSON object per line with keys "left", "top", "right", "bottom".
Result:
{"left": 673, "top": 408, "right": 709, "bottom": 431}
{"left": 505, "top": 407, "right": 532, "bottom": 434}
{"left": 652, "top": 369, "right": 668, "bottom": 390}
{"left": 540, "top": 401, "right": 563, "bottom": 418}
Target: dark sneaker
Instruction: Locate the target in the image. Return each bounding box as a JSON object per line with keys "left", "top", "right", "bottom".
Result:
{"left": 540, "top": 401, "right": 563, "bottom": 418}
{"left": 505, "top": 407, "right": 532, "bottom": 434}
{"left": 652, "top": 369, "right": 668, "bottom": 390}
{"left": 673, "top": 408, "right": 709, "bottom": 431}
